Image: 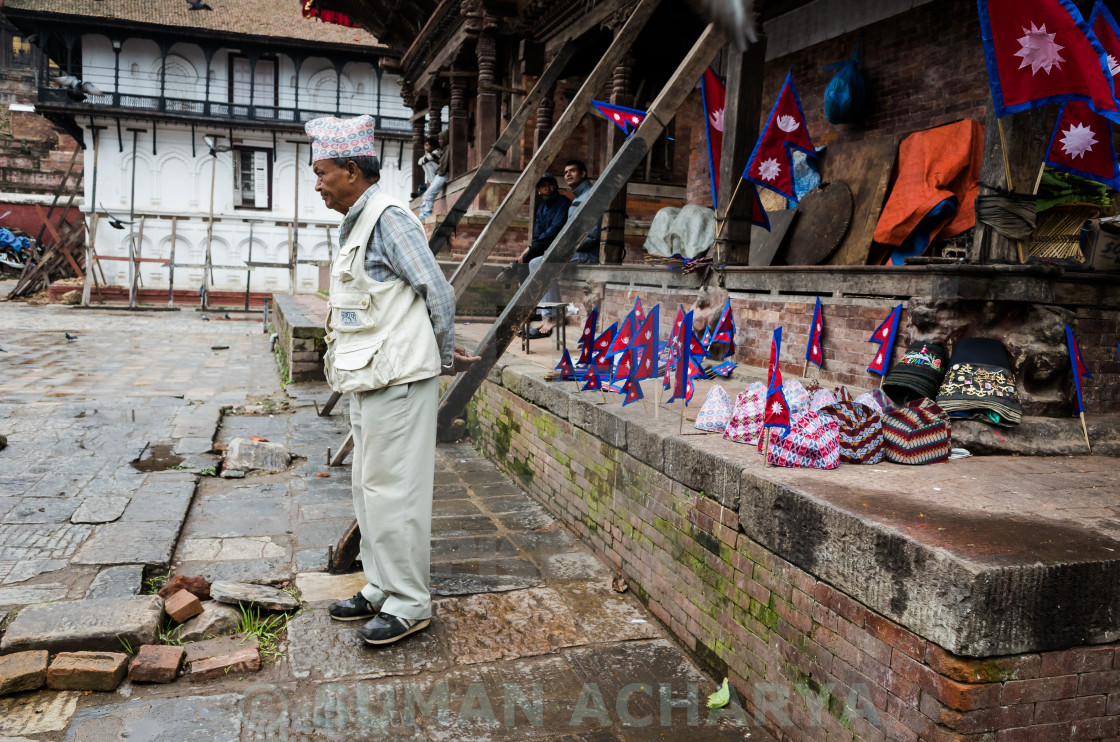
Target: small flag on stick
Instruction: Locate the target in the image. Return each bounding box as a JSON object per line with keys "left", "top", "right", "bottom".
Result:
{"left": 1065, "top": 324, "right": 1094, "bottom": 451}
{"left": 867, "top": 304, "right": 903, "bottom": 377}
{"left": 805, "top": 297, "right": 825, "bottom": 375}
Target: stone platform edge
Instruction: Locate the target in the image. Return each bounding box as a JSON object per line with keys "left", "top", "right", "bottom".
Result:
{"left": 271, "top": 294, "right": 326, "bottom": 384}
{"left": 465, "top": 360, "right": 1120, "bottom": 741}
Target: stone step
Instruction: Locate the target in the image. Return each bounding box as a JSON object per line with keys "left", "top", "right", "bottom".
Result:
{"left": 0, "top": 595, "right": 164, "bottom": 654}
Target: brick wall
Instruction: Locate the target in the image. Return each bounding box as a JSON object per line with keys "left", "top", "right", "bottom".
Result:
{"left": 468, "top": 374, "right": 1120, "bottom": 741}
{"left": 0, "top": 68, "right": 82, "bottom": 199}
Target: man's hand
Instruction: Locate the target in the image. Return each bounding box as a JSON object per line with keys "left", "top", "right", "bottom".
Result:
{"left": 449, "top": 345, "right": 482, "bottom": 375}
{"left": 518, "top": 247, "right": 529, "bottom": 261}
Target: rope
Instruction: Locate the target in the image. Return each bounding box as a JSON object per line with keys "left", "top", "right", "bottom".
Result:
{"left": 975, "top": 186, "right": 1037, "bottom": 242}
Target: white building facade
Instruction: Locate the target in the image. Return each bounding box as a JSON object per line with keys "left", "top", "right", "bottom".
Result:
{"left": 6, "top": 1, "right": 420, "bottom": 298}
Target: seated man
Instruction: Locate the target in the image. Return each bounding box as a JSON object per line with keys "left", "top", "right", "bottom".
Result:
{"left": 497, "top": 173, "right": 569, "bottom": 284}
{"left": 417, "top": 136, "right": 442, "bottom": 195}
{"left": 528, "top": 159, "right": 601, "bottom": 338}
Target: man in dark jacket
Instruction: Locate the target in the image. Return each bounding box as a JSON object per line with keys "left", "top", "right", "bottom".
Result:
{"left": 497, "top": 173, "right": 569, "bottom": 283}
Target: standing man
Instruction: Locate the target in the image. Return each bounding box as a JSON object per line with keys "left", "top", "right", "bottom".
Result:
{"left": 528, "top": 160, "right": 601, "bottom": 338}
{"left": 306, "top": 115, "right": 478, "bottom": 646}
{"left": 419, "top": 130, "right": 449, "bottom": 219}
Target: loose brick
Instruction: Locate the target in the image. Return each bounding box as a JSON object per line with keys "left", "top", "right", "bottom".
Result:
{"left": 47, "top": 651, "right": 129, "bottom": 691}
{"left": 0, "top": 649, "right": 48, "bottom": 695}
{"left": 187, "top": 646, "right": 260, "bottom": 681}
{"left": 129, "top": 644, "right": 185, "bottom": 683}
{"left": 165, "top": 589, "right": 204, "bottom": 624}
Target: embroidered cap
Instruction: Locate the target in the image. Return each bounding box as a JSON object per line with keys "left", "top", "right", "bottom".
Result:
{"left": 883, "top": 342, "right": 947, "bottom": 405}
{"left": 305, "top": 114, "right": 378, "bottom": 163}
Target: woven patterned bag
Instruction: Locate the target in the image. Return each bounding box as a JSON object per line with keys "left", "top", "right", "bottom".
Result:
{"left": 810, "top": 387, "right": 838, "bottom": 412}
{"left": 723, "top": 382, "right": 765, "bottom": 444}
{"left": 883, "top": 400, "right": 950, "bottom": 465}
{"left": 855, "top": 388, "right": 895, "bottom": 414}
{"left": 695, "top": 385, "right": 734, "bottom": 432}
{"left": 756, "top": 380, "right": 816, "bottom": 453}
{"left": 819, "top": 401, "right": 884, "bottom": 464}
{"left": 763, "top": 411, "right": 841, "bottom": 469}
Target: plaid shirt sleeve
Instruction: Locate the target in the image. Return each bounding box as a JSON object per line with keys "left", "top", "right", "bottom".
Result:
{"left": 370, "top": 206, "right": 456, "bottom": 367}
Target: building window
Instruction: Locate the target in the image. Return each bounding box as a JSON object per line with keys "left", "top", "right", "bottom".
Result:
{"left": 229, "top": 55, "right": 278, "bottom": 107}
{"left": 232, "top": 148, "right": 271, "bottom": 210}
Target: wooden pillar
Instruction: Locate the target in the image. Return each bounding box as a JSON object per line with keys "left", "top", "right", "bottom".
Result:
{"left": 971, "top": 101, "right": 1054, "bottom": 264}
{"left": 449, "top": 72, "right": 470, "bottom": 177}
{"left": 602, "top": 53, "right": 634, "bottom": 264}
{"left": 533, "top": 82, "right": 555, "bottom": 153}
{"left": 428, "top": 82, "right": 445, "bottom": 142}
{"left": 718, "top": 36, "right": 766, "bottom": 265}
{"left": 402, "top": 82, "right": 427, "bottom": 197}
{"left": 474, "top": 17, "right": 500, "bottom": 158}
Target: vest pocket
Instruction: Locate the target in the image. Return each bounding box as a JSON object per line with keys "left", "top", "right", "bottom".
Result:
{"left": 329, "top": 294, "right": 375, "bottom": 333}
{"left": 325, "top": 335, "right": 396, "bottom": 392}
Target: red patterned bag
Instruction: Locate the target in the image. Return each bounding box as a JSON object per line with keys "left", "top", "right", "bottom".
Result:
{"left": 723, "top": 382, "right": 766, "bottom": 444}
{"left": 762, "top": 411, "right": 841, "bottom": 469}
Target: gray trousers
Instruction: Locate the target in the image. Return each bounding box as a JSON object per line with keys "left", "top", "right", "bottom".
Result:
{"left": 349, "top": 375, "right": 438, "bottom": 619}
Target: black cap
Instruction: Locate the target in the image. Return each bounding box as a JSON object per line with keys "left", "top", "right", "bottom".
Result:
{"left": 537, "top": 173, "right": 557, "bottom": 188}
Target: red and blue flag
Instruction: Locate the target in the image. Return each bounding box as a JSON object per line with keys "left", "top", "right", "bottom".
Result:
{"left": 592, "top": 100, "right": 647, "bottom": 135}
{"left": 1044, "top": 100, "right": 1120, "bottom": 189}
{"left": 711, "top": 299, "right": 736, "bottom": 355}
{"left": 1089, "top": 2, "right": 1120, "bottom": 84}
{"left": 591, "top": 322, "right": 617, "bottom": 364}
{"left": 806, "top": 297, "right": 825, "bottom": 369}
{"left": 1065, "top": 324, "right": 1094, "bottom": 413}
{"left": 867, "top": 304, "right": 903, "bottom": 376}
{"left": 978, "top": 0, "right": 1120, "bottom": 121}
{"left": 622, "top": 372, "right": 645, "bottom": 406}
{"left": 578, "top": 306, "right": 598, "bottom": 348}
{"left": 581, "top": 368, "right": 603, "bottom": 391}
{"left": 555, "top": 349, "right": 577, "bottom": 381}
{"left": 701, "top": 68, "right": 725, "bottom": 210}
{"left": 750, "top": 182, "right": 771, "bottom": 231}
{"left": 764, "top": 327, "right": 791, "bottom": 436}
{"left": 744, "top": 72, "right": 816, "bottom": 202}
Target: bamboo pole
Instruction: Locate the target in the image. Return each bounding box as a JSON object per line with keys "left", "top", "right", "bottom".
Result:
{"left": 1080, "top": 412, "right": 1092, "bottom": 453}
{"left": 996, "top": 118, "right": 1026, "bottom": 264}
{"left": 763, "top": 432, "right": 771, "bottom": 466}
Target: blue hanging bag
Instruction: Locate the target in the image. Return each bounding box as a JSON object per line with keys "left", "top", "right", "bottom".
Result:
{"left": 822, "top": 38, "right": 866, "bottom": 124}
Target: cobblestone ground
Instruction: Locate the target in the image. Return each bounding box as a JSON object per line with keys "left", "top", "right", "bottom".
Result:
{"left": 0, "top": 293, "right": 766, "bottom": 740}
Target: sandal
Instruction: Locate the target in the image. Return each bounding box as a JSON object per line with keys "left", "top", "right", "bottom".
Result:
{"left": 527, "top": 327, "right": 553, "bottom": 339}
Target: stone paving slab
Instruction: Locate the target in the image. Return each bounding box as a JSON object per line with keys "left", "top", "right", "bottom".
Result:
{"left": 71, "top": 520, "right": 182, "bottom": 566}
{"left": 85, "top": 565, "right": 144, "bottom": 599}
{"left": 286, "top": 610, "right": 448, "bottom": 681}
{"left": 64, "top": 693, "right": 243, "bottom": 742}
{"left": 0, "top": 595, "right": 164, "bottom": 653}
{"left": 0, "top": 690, "right": 81, "bottom": 737}
{"left": 430, "top": 558, "right": 544, "bottom": 596}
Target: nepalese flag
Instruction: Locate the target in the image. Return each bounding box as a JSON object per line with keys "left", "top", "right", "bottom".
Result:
{"left": 578, "top": 306, "right": 599, "bottom": 348}
{"left": 711, "top": 300, "right": 736, "bottom": 354}
{"left": 1045, "top": 101, "right": 1120, "bottom": 189}
{"left": 1065, "top": 324, "right": 1094, "bottom": 413}
{"left": 635, "top": 343, "right": 658, "bottom": 380}
{"left": 555, "top": 349, "right": 577, "bottom": 381}
{"left": 710, "top": 360, "right": 737, "bottom": 377}
{"left": 764, "top": 327, "right": 791, "bottom": 436}
{"left": 751, "top": 183, "right": 771, "bottom": 231}
{"left": 666, "top": 311, "right": 699, "bottom": 404}
{"left": 1090, "top": 2, "right": 1120, "bottom": 83}
{"left": 701, "top": 326, "right": 713, "bottom": 349}
{"left": 867, "top": 304, "right": 903, "bottom": 376}
{"left": 608, "top": 313, "right": 636, "bottom": 357}
{"left": 633, "top": 297, "right": 645, "bottom": 324}
{"left": 581, "top": 368, "right": 603, "bottom": 392}
{"left": 612, "top": 349, "right": 636, "bottom": 385}
{"left": 591, "top": 322, "right": 617, "bottom": 363}
{"left": 806, "top": 297, "right": 825, "bottom": 369}
{"left": 978, "top": 0, "right": 1120, "bottom": 122}
{"left": 628, "top": 304, "right": 659, "bottom": 356}
{"left": 744, "top": 72, "right": 816, "bottom": 202}
{"left": 669, "top": 306, "right": 686, "bottom": 361}
{"left": 592, "top": 100, "right": 647, "bottom": 135}
{"left": 701, "top": 67, "right": 726, "bottom": 210}
{"left": 622, "top": 374, "right": 645, "bottom": 406}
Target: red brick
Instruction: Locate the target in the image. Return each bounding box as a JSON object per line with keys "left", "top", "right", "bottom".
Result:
{"left": 888, "top": 671, "right": 922, "bottom": 707}
{"left": 129, "top": 644, "right": 185, "bottom": 683}
{"left": 838, "top": 615, "right": 893, "bottom": 666}
{"left": 925, "top": 644, "right": 1041, "bottom": 683}
{"left": 1078, "top": 669, "right": 1120, "bottom": 696}
{"left": 187, "top": 646, "right": 260, "bottom": 681}
{"left": 0, "top": 650, "right": 48, "bottom": 695}
{"left": 1001, "top": 674, "right": 1078, "bottom": 705}
{"left": 827, "top": 591, "right": 868, "bottom": 628}
{"left": 1035, "top": 695, "right": 1107, "bottom": 724}
{"left": 1110, "top": 691, "right": 1120, "bottom": 716}
{"left": 1040, "top": 646, "right": 1114, "bottom": 677}
{"left": 1070, "top": 716, "right": 1119, "bottom": 741}
{"left": 165, "top": 589, "right": 204, "bottom": 623}
{"left": 47, "top": 651, "right": 129, "bottom": 691}
{"left": 998, "top": 722, "right": 1076, "bottom": 742}
{"left": 865, "top": 612, "right": 925, "bottom": 660}
{"left": 921, "top": 695, "right": 1034, "bottom": 735}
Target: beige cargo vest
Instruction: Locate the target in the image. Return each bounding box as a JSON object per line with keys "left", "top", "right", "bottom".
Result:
{"left": 323, "top": 190, "right": 441, "bottom": 394}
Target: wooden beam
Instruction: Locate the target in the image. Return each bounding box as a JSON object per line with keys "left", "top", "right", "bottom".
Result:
{"left": 428, "top": 38, "right": 578, "bottom": 255}
{"left": 445, "top": 0, "right": 662, "bottom": 299}
{"left": 717, "top": 38, "right": 766, "bottom": 265}
{"left": 437, "top": 23, "right": 728, "bottom": 433}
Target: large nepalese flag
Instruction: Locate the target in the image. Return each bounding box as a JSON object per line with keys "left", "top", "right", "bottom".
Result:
{"left": 764, "top": 327, "right": 791, "bottom": 436}
{"left": 744, "top": 72, "right": 816, "bottom": 202}
{"left": 1045, "top": 100, "right": 1120, "bottom": 189}
{"left": 701, "top": 68, "right": 726, "bottom": 210}
{"left": 592, "top": 100, "right": 647, "bottom": 135}
{"left": 1065, "top": 324, "right": 1094, "bottom": 413}
{"left": 978, "top": 0, "right": 1120, "bottom": 122}
{"left": 806, "top": 297, "right": 825, "bottom": 369}
{"left": 867, "top": 304, "right": 903, "bottom": 376}
{"left": 1089, "top": 2, "right": 1120, "bottom": 83}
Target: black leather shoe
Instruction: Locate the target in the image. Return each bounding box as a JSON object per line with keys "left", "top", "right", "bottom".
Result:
{"left": 329, "top": 592, "right": 378, "bottom": 621}
{"left": 358, "top": 613, "right": 431, "bottom": 645}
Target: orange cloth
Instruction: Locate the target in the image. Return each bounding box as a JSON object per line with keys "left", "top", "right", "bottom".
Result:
{"left": 873, "top": 119, "right": 985, "bottom": 247}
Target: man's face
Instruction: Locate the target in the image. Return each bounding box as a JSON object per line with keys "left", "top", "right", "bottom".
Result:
{"left": 563, "top": 164, "right": 586, "bottom": 188}
{"left": 313, "top": 159, "right": 362, "bottom": 215}
{"left": 537, "top": 181, "right": 557, "bottom": 198}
